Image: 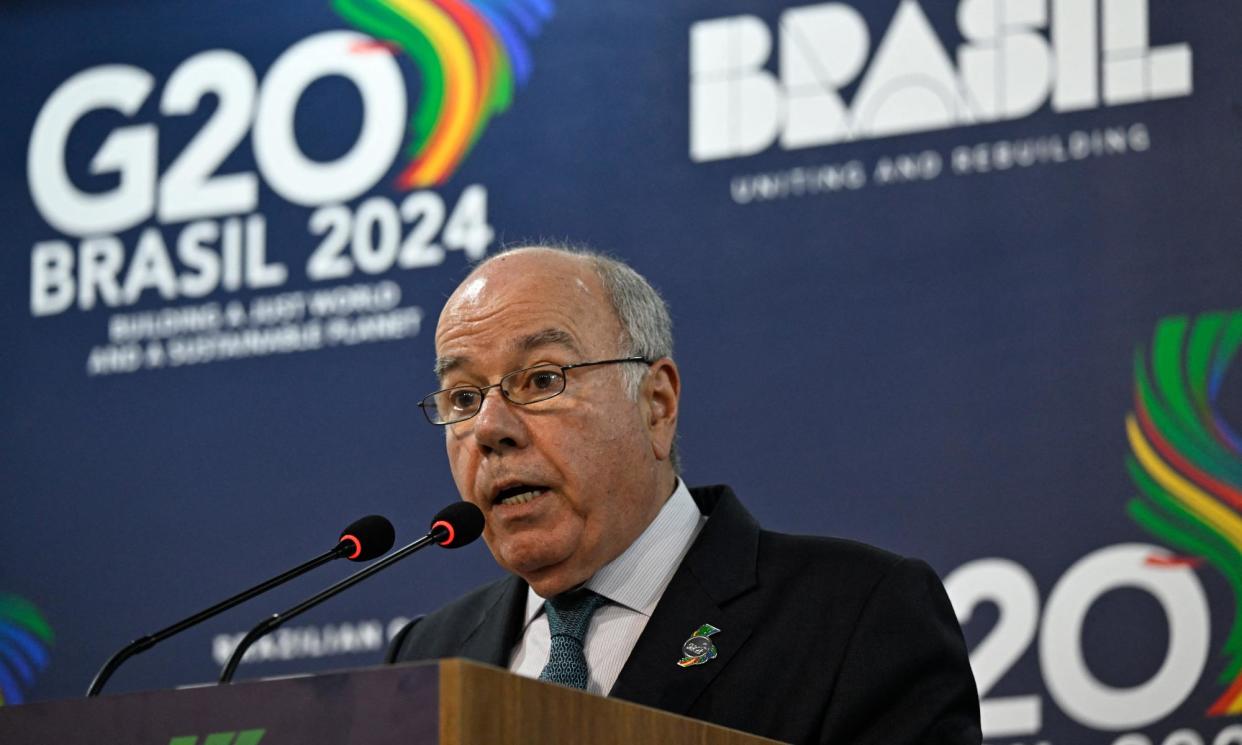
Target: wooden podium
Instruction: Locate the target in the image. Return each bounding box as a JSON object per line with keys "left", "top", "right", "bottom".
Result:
{"left": 0, "top": 659, "right": 781, "bottom": 744}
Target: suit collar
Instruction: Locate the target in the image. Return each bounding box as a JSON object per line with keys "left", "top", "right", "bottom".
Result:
{"left": 682, "top": 484, "right": 760, "bottom": 605}
{"left": 457, "top": 574, "right": 529, "bottom": 667}
{"left": 609, "top": 484, "right": 762, "bottom": 713}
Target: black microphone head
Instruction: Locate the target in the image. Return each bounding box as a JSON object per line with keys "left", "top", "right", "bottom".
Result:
{"left": 338, "top": 515, "right": 396, "bottom": 561}
{"left": 429, "top": 502, "right": 485, "bottom": 548}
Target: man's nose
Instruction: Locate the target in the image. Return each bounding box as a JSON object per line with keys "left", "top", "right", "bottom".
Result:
{"left": 469, "top": 388, "right": 528, "bottom": 454}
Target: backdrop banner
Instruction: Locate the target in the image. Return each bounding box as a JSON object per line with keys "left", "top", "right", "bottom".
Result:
{"left": 2, "top": 1, "right": 1240, "bottom": 743}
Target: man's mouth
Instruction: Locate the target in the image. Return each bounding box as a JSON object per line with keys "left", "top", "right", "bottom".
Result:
{"left": 493, "top": 484, "right": 548, "bottom": 506}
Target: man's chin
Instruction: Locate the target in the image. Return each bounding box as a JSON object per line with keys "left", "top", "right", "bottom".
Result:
{"left": 523, "top": 571, "right": 587, "bottom": 598}
{"left": 504, "top": 553, "right": 587, "bottom": 597}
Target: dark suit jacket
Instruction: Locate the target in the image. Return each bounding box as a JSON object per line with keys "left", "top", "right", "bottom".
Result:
{"left": 388, "top": 485, "right": 981, "bottom": 745}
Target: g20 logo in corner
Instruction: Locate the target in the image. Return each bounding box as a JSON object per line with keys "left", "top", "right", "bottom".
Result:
{"left": 1125, "top": 310, "right": 1242, "bottom": 718}
{"left": 688, "top": 0, "right": 1193, "bottom": 162}
{"left": 943, "top": 311, "right": 1242, "bottom": 743}
{"left": 0, "top": 595, "right": 54, "bottom": 706}
{"left": 26, "top": 2, "right": 553, "bottom": 318}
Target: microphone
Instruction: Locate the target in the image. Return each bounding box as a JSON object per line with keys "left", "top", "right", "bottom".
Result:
{"left": 86, "top": 514, "right": 395, "bottom": 696}
{"left": 218, "top": 502, "right": 483, "bottom": 684}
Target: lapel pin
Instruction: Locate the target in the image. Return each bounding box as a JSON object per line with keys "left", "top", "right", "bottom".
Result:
{"left": 677, "top": 624, "right": 721, "bottom": 667}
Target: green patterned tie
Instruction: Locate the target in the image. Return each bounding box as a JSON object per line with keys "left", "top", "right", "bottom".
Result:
{"left": 538, "top": 588, "right": 607, "bottom": 689}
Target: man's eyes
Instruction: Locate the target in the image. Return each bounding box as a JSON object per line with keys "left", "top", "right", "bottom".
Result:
{"left": 447, "top": 389, "right": 479, "bottom": 408}
{"left": 439, "top": 364, "right": 566, "bottom": 406}
{"left": 529, "top": 371, "right": 561, "bottom": 389}
{"left": 511, "top": 367, "right": 564, "bottom": 388}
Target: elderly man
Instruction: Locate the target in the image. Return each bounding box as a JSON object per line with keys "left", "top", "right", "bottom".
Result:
{"left": 388, "top": 246, "right": 981, "bottom": 744}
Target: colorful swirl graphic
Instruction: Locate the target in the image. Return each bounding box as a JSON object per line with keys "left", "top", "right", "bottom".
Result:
{"left": 0, "top": 595, "right": 54, "bottom": 706}
{"left": 1125, "top": 311, "right": 1242, "bottom": 716}
{"left": 333, "top": 0, "right": 554, "bottom": 188}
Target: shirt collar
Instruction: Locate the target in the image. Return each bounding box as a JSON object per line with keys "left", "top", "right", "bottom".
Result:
{"left": 522, "top": 478, "right": 705, "bottom": 625}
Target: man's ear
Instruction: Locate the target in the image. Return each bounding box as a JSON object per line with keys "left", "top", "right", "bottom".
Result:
{"left": 642, "top": 357, "right": 680, "bottom": 462}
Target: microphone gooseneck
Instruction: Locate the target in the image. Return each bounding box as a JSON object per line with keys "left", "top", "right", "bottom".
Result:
{"left": 86, "top": 514, "right": 396, "bottom": 697}
{"left": 217, "top": 502, "right": 484, "bottom": 684}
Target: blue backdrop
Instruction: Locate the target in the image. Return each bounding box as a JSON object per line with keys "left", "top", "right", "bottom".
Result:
{"left": 3, "top": 1, "right": 1240, "bottom": 742}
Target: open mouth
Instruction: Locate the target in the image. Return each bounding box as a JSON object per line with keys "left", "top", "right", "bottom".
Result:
{"left": 494, "top": 484, "right": 547, "bottom": 506}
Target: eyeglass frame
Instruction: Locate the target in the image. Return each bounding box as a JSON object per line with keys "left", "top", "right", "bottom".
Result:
{"left": 418, "top": 356, "right": 653, "bottom": 425}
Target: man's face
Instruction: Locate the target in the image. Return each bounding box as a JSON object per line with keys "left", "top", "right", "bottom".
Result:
{"left": 433, "top": 250, "right": 676, "bottom": 597}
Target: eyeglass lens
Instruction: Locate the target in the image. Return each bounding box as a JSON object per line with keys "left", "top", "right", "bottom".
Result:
{"left": 426, "top": 364, "right": 567, "bottom": 424}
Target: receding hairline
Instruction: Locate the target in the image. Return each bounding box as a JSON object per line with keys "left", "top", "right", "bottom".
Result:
{"left": 433, "top": 247, "right": 621, "bottom": 379}
{"left": 464, "top": 245, "right": 595, "bottom": 275}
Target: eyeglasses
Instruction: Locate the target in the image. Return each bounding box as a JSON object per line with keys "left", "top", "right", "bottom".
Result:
{"left": 419, "top": 356, "right": 651, "bottom": 425}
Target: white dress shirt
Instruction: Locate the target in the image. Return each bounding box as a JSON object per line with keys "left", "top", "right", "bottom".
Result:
{"left": 508, "top": 479, "right": 707, "bottom": 695}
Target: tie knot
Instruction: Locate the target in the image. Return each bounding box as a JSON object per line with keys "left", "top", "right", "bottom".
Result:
{"left": 544, "top": 588, "right": 607, "bottom": 643}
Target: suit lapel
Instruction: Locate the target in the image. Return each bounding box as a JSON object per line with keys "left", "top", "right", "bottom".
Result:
{"left": 456, "top": 574, "right": 528, "bottom": 667}
{"left": 609, "top": 486, "right": 762, "bottom": 714}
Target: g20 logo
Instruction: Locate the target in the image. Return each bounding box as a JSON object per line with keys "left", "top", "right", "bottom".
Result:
{"left": 26, "top": 3, "right": 553, "bottom": 318}
{"left": 947, "top": 311, "right": 1242, "bottom": 744}
{"left": 29, "top": 32, "right": 408, "bottom": 238}
{"left": 28, "top": 0, "right": 554, "bottom": 237}
{"left": 28, "top": 32, "right": 474, "bottom": 318}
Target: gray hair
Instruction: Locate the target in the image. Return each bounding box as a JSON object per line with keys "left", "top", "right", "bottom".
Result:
{"left": 473, "top": 243, "right": 680, "bottom": 472}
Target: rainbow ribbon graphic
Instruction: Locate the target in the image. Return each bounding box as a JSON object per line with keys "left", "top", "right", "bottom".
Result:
{"left": 0, "top": 595, "right": 54, "bottom": 706}
{"left": 1125, "top": 311, "right": 1242, "bottom": 716}
{"left": 334, "top": 0, "right": 554, "bottom": 189}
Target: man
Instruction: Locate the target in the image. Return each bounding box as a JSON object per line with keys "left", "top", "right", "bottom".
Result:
{"left": 388, "top": 245, "right": 981, "bottom": 744}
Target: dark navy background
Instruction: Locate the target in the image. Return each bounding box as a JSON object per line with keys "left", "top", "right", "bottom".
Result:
{"left": 2, "top": 1, "right": 1238, "bottom": 741}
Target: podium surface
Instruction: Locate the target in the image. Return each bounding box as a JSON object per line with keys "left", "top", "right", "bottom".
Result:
{"left": 0, "top": 658, "right": 781, "bottom": 744}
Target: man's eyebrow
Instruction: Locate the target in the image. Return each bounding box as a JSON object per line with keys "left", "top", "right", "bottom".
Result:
{"left": 433, "top": 356, "right": 462, "bottom": 379}
{"left": 432, "top": 329, "right": 580, "bottom": 381}
{"left": 516, "top": 328, "right": 580, "bottom": 355}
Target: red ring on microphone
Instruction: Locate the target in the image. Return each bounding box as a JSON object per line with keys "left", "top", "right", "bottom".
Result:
{"left": 339, "top": 534, "right": 362, "bottom": 559}
{"left": 431, "top": 519, "right": 456, "bottom": 547}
